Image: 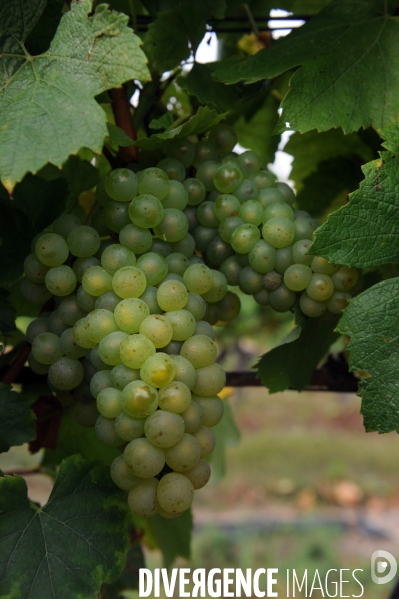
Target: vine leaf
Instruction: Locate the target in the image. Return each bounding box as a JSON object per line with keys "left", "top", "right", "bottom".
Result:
{"left": 177, "top": 63, "right": 240, "bottom": 112}
{"left": 101, "top": 533, "right": 145, "bottom": 598}
{"left": 148, "top": 510, "right": 193, "bottom": 568}
{"left": 213, "top": 0, "right": 399, "bottom": 134}
{"left": 0, "top": 455, "right": 130, "bottom": 599}
{"left": 312, "top": 151, "right": 399, "bottom": 267}
{"left": 0, "top": 0, "right": 150, "bottom": 192}
{"left": 0, "top": 383, "right": 36, "bottom": 453}
{"left": 255, "top": 311, "right": 340, "bottom": 393}
{"left": 208, "top": 400, "right": 240, "bottom": 484}
{"left": 338, "top": 278, "right": 399, "bottom": 433}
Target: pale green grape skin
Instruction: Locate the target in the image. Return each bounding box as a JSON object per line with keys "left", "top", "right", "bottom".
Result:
{"left": 157, "top": 472, "right": 195, "bottom": 513}
{"left": 73, "top": 317, "right": 97, "bottom": 349}
{"left": 276, "top": 182, "right": 296, "bottom": 205}
{"left": 111, "top": 455, "right": 141, "bottom": 491}
{"left": 138, "top": 167, "right": 169, "bottom": 200}
{"left": 96, "top": 177, "right": 113, "bottom": 207}
{"left": 129, "top": 194, "right": 164, "bottom": 228}
{"left": 269, "top": 284, "right": 296, "bottom": 312}
{"left": 162, "top": 180, "right": 188, "bottom": 210}
{"left": 164, "top": 433, "right": 201, "bottom": 472}
{"left": 193, "top": 225, "right": 219, "bottom": 252}
{"left": 77, "top": 286, "right": 97, "bottom": 313}
{"left": 294, "top": 218, "right": 315, "bottom": 242}
{"left": 215, "top": 291, "right": 241, "bottom": 322}
{"left": 140, "top": 352, "right": 176, "bottom": 388}
{"left": 67, "top": 226, "right": 100, "bottom": 258}
{"left": 231, "top": 224, "right": 261, "bottom": 254}
{"left": 35, "top": 233, "right": 69, "bottom": 267}
{"left": 90, "top": 209, "right": 109, "bottom": 237}
{"left": 163, "top": 340, "right": 183, "bottom": 355}
{"left": 238, "top": 200, "right": 263, "bottom": 226}
{"left": 105, "top": 168, "right": 138, "bottom": 202}
{"left": 196, "top": 160, "right": 219, "bottom": 191}
{"left": 181, "top": 402, "right": 203, "bottom": 433}
{"left": 166, "top": 138, "right": 195, "bottom": 168}
{"left": 292, "top": 239, "right": 313, "bottom": 266}
{"left": 95, "top": 290, "right": 120, "bottom": 312}
{"left": 196, "top": 201, "right": 219, "bottom": 228}
{"left": 213, "top": 162, "right": 243, "bottom": 193}
{"left": 28, "top": 352, "right": 49, "bottom": 375}
{"left": 136, "top": 252, "right": 168, "bottom": 286}
{"left": 119, "top": 223, "right": 152, "bottom": 255}
{"left": 158, "top": 157, "right": 185, "bottom": 182}
{"left": 95, "top": 415, "right": 125, "bottom": 446}
{"left": 250, "top": 169, "right": 276, "bottom": 190}
{"left": 218, "top": 216, "right": 244, "bottom": 244}
{"left": 164, "top": 310, "right": 196, "bottom": 341}
{"left": 48, "top": 310, "right": 69, "bottom": 336}
{"left": 150, "top": 238, "right": 172, "bottom": 257}
{"left": 180, "top": 334, "right": 217, "bottom": 369}
{"left": 101, "top": 244, "right": 136, "bottom": 275}
{"left": 208, "top": 123, "right": 237, "bottom": 154}
{"left": 219, "top": 255, "right": 242, "bottom": 286}
{"left": 184, "top": 458, "right": 211, "bottom": 490}
{"left": 139, "top": 315, "right": 173, "bottom": 349}
{"left": 84, "top": 309, "right": 119, "bottom": 343}
{"left": 202, "top": 270, "right": 228, "bottom": 303}
{"left": 214, "top": 194, "right": 240, "bottom": 221}
{"left": 104, "top": 201, "right": 131, "bottom": 232}
{"left": 20, "top": 279, "right": 52, "bottom": 304}
{"left": 284, "top": 264, "right": 312, "bottom": 292}
{"left": 158, "top": 381, "right": 191, "bottom": 413}
{"left": 53, "top": 214, "right": 82, "bottom": 239}
{"left": 32, "top": 332, "right": 63, "bottom": 365}
{"left": 24, "top": 253, "right": 50, "bottom": 283}
{"left": 140, "top": 286, "right": 162, "bottom": 314}
{"left": 73, "top": 257, "right": 101, "bottom": 283}
{"left": 194, "top": 320, "right": 215, "bottom": 340}
{"left": 121, "top": 379, "right": 159, "bottom": 418}
{"left": 192, "top": 394, "right": 224, "bottom": 427}
{"left": 90, "top": 345, "right": 112, "bottom": 370}
{"left": 26, "top": 318, "right": 49, "bottom": 344}
{"left": 112, "top": 266, "right": 147, "bottom": 299}
{"left": 234, "top": 180, "right": 259, "bottom": 204}
{"left": 119, "top": 334, "right": 155, "bottom": 369}
{"left": 48, "top": 357, "right": 84, "bottom": 390}
{"left": 202, "top": 303, "right": 220, "bottom": 326}
{"left": 183, "top": 264, "right": 213, "bottom": 295}
{"left": 90, "top": 370, "right": 113, "bottom": 399}
{"left": 82, "top": 356, "right": 97, "bottom": 383}
{"left": 327, "top": 290, "right": 351, "bottom": 314}
{"left": 144, "top": 410, "right": 185, "bottom": 448}
{"left": 194, "top": 140, "right": 219, "bottom": 167}
{"left": 114, "top": 298, "right": 150, "bottom": 334}
{"left": 254, "top": 289, "right": 270, "bottom": 306}
{"left": 262, "top": 217, "right": 296, "bottom": 249}
{"left": 192, "top": 363, "right": 225, "bottom": 397}
{"left": 59, "top": 295, "right": 87, "bottom": 326}
{"left": 153, "top": 209, "right": 189, "bottom": 243}
{"left": 258, "top": 188, "right": 286, "bottom": 209}
{"left": 170, "top": 355, "right": 197, "bottom": 390}
{"left": 306, "top": 273, "right": 334, "bottom": 301}
{"left": 185, "top": 293, "right": 206, "bottom": 321}
{"left": 128, "top": 478, "right": 159, "bottom": 517}
{"left": 157, "top": 280, "right": 188, "bottom": 312}
{"left": 330, "top": 266, "right": 359, "bottom": 291}
{"left": 114, "top": 411, "right": 145, "bottom": 441}
{"left": 263, "top": 202, "right": 295, "bottom": 223}
{"left": 99, "top": 331, "right": 129, "bottom": 365}
{"left": 82, "top": 266, "right": 113, "bottom": 296}
{"left": 124, "top": 437, "right": 165, "bottom": 478}
{"left": 248, "top": 240, "right": 276, "bottom": 274}
{"left": 96, "top": 387, "right": 123, "bottom": 418}
{"left": 60, "top": 328, "right": 85, "bottom": 359}
{"left": 239, "top": 266, "right": 264, "bottom": 294}
{"left": 274, "top": 246, "right": 294, "bottom": 275}
{"left": 191, "top": 426, "right": 216, "bottom": 457}
{"left": 237, "top": 150, "right": 262, "bottom": 178}
{"left": 300, "top": 292, "right": 328, "bottom": 317}
{"left": 165, "top": 252, "right": 189, "bottom": 276}
{"left": 73, "top": 402, "right": 100, "bottom": 427}
{"left": 311, "top": 256, "right": 338, "bottom": 276}
{"left": 183, "top": 178, "right": 206, "bottom": 206}
{"left": 111, "top": 363, "right": 140, "bottom": 390}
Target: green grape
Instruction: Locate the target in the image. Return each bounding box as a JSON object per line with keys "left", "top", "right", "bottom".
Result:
{"left": 192, "top": 394, "right": 224, "bottom": 427}
{"left": 150, "top": 238, "right": 172, "bottom": 257}
{"left": 231, "top": 224, "right": 260, "bottom": 254}
{"left": 104, "top": 200, "right": 131, "bottom": 232}
{"left": 214, "top": 194, "right": 240, "bottom": 221}
{"left": 163, "top": 340, "right": 183, "bottom": 355}
{"left": 196, "top": 201, "right": 219, "bottom": 228}
{"left": 191, "top": 426, "right": 216, "bottom": 457}
{"left": 32, "top": 332, "right": 63, "bottom": 365}
{"left": 105, "top": 168, "right": 138, "bottom": 202}
{"left": 90, "top": 209, "right": 110, "bottom": 237}
{"left": 164, "top": 433, "right": 201, "bottom": 472}
{"left": 157, "top": 472, "right": 194, "bottom": 513}
{"left": 158, "top": 381, "right": 191, "bottom": 413}
{"left": 165, "top": 138, "right": 195, "bottom": 168}
{"left": 250, "top": 170, "right": 276, "bottom": 190}
{"left": 137, "top": 252, "right": 168, "bottom": 286}
{"left": 101, "top": 244, "right": 136, "bottom": 275}
{"left": 44, "top": 265, "right": 76, "bottom": 296}
{"left": 144, "top": 410, "right": 185, "bottom": 448}
{"left": 196, "top": 161, "right": 219, "bottom": 192}
{"left": 171, "top": 233, "right": 195, "bottom": 258}
{"left": 269, "top": 284, "right": 296, "bottom": 312}
{"left": 120, "top": 333, "right": 156, "bottom": 369}
{"left": 119, "top": 223, "right": 152, "bottom": 254}
{"left": 112, "top": 266, "right": 146, "bottom": 299}
{"left": 258, "top": 188, "right": 286, "bottom": 209}
{"left": 237, "top": 150, "right": 262, "bottom": 178}
{"left": 294, "top": 217, "right": 315, "bottom": 241}
{"left": 60, "top": 327, "right": 85, "bottom": 359}
{"left": 311, "top": 256, "right": 338, "bottom": 275}
{"left": 238, "top": 199, "right": 263, "bottom": 225}
{"left": 192, "top": 225, "right": 219, "bottom": 251}
{"left": 263, "top": 202, "right": 295, "bottom": 223}
{"left": 185, "top": 292, "right": 206, "bottom": 321}
{"left": 113, "top": 298, "right": 149, "bottom": 334}
{"left": 97, "top": 387, "right": 123, "bottom": 418}
{"left": 327, "top": 290, "right": 351, "bottom": 314}
{"left": 219, "top": 256, "right": 242, "bottom": 286}
{"left": 99, "top": 331, "right": 129, "bottom": 365}
{"left": 111, "top": 363, "right": 140, "bottom": 390}
{"left": 111, "top": 455, "right": 141, "bottom": 491}
{"left": 153, "top": 208, "right": 189, "bottom": 242}
{"left": 82, "top": 266, "right": 113, "bottom": 296}
{"left": 299, "top": 292, "right": 328, "bottom": 317}
{"left": 179, "top": 334, "right": 217, "bottom": 370}
{"left": 239, "top": 266, "right": 263, "bottom": 294}
{"left": 194, "top": 320, "right": 215, "bottom": 340}
{"left": 161, "top": 273, "right": 184, "bottom": 285}
{"left": 140, "top": 286, "right": 162, "bottom": 314}
{"left": 206, "top": 236, "right": 235, "bottom": 269}
{"left": 170, "top": 355, "right": 197, "bottom": 389}
{"left": 95, "top": 240, "right": 114, "bottom": 260}
{"left": 121, "top": 379, "right": 158, "bottom": 418}
{"left": 128, "top": 478, "right": 159, "bottom": 517}
{"left": 165, "top": 310, "right": 196, "bottom": 341}
{"left": 262, "top": 217, "right": 296, "bottom": 249}
{"left": 183, "top": 178, "right": 206, "bottom": 206}
{"left": 73, "top": 257, "right": 100, "bottom": 283}
{"left": 330, "top": 266, "right": 359, "bottom": 291}
{"left": 292, "top": 239, "right": 313, "bottom": 266}
{"left": 77, "top": 286, "right": 97, "bottom": 312}
{"left": 139, "top": 314, "right": 173, "bottom": 348}
{"left": 157, "top": 157, "right": 185, "bottom": 182}
{"left": 129, "top": 194, "right": 164, "bottom": 229}
{"left": 73, "top": 317, "right": 97, "bottom": 349}
{"left": 216, "top": 291, "right": 241, "bottom": 322}
{"left": 294, "top": 210, "right": 311, "bottom": 219}
{"left": 84, "top": 309, "right": 119, "bottom": 343}
{"left": 96, "top": 177, "right": 113, "bottom": 207}
{"left": 82, "top": 357, "right": 98, "bottom": 383}
{"left": 202, "top": 270, "right": 228, "bottom": 303}
{"left": 48, "top": 310, "right": 69, "bottom": 336}
{"left": 35, "top": 233, "right": 69, "bottom": 267}
{"left": 28, "top": 352, "right": 49, "bottom": 375}
{"left": 166, "top": 252, "right": 189, "bottom": 276}
{"left": 284, "top": 264, "right": 312, "bottom": 291}
{"left": 184, "top": 458, "right": 211, "bottom": 490}
{"left": 74, "top": 382, "right": 93, "bottom": 404}
{"left": 73, "top": 402, "right": 100, "bottom": 427}
{"left": 275, "top": 246, "right": 294, "bottom": 275}
{"left": 188, "top": 255, "right": 204, "bottom": 266}
{"left": 213, "top": 162, "right": 243, "bottom": 193}
{"left": 138, "top": 167, "right": 169, "bottom": 200}
{"left": 203, "top": 303, "right": 220, "bottom": 325}
{"left": 90, "top": 344, "right": 112, "bottom": 370}
{"left": 208, "top": 124, "right": 237, "bottom": 154}
{"left": 254, "top": 289, "right": 270, "bottom": 306}
{"left": 115, "top": 411, "right": 145, "bottom": 442}
{"left": 95, "top": 415, "right": 125, "bottom": 446}
{"left": 67, "top": 226, "right": 100, "bottom": 258}
{"left": 157, "top": 280, "right": 188, "bottom": 311}
{"left": 53, "top": 214, "right": 82, "bottom": 239}
{"left": 194, "top": 140, "right": 219, "bottom": 167}
{"left": 276, "top": 181, "right": 296, "bottom": 205}
{"left": 140, "top": 352, "right": 176, "bottom": 388}
{"left": 306, "top": 273, "right": 334, "bottom": 301}
{"left": 26, "top": 318, "right": 49, "bottom": 343}
{"left": 95, "top": 290, "right": 120, "bottom": 312}
{"left": 162, "top": 180, "right": 188, "bottom": 210}
{"left": 90, "top": 370, "right": 113, "bottom": 399}
{"left": 181, "top": 402, "right": 203, "bottom": 433}
{"left": 48, "top": 357, "right": 84, "bottom": 390}
{"left": 248, "top": 240, "right": 276, "bottom": 274}
{"left": 124, "top": 437, "right": 165, "bottom": 478}
{"left": 24, "top": 253, "right": 50, "bottom": 283}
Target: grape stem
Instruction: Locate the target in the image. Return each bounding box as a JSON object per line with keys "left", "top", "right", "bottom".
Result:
{"left": 1, "top": 342, "right": 31, "bottom": 385}
{"left": 109, "top": 85, "right": 138, "bottom": 163}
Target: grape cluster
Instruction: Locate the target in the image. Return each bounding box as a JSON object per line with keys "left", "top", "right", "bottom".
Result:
{"left": 22, "top": 123, "right": 361, "bottom": 518}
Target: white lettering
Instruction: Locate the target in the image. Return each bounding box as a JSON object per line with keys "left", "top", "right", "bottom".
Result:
{"left": 352, "top": 569, "right": 364, "bottom": 597}
{"left": 236, "top": 569, "right": 252, "bottom": 597}
{"left": 325, "top": 569, "right": 337, "bottom": 597}
{"left": 139, "top": 569, "right": 152, "bottom": 598}
{"left": 223, "top": 568, "right": 235, "bottom": 597}
{"left": 340, "top": 569, "right": 350, "bottom": 598}
{"left": 154, "top": 568, "right": 160, "bottom": 598}
{"left": 267, "top": 569, "right": 278, "bottom": 597}
{"left": 180, "top": 568, "right": 191, "bottom": 597}
{"left": 208, "top": 568, "right": 222, "bottom": 598}
{"left": 293, "top": 570, "right": 307, "bottom": 596}
{"left": 253, "top": 568, "right": 265, "bottom": 598}
{"left": 162, "top": 568, "right": 177, "bottom": 597}
{"left": 192, "top": 568, "right": 206, "bottom": 598}
{"left": 310, "top": 570, "right": 324, "bottom": 596}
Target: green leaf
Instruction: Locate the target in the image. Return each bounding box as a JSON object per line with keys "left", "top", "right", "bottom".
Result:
{"left": 0, "top": 174, "right": 69, "bottom": 286}
{"left": 0, "top": 289, "right": 16, "bottom": 333}
{"left": 134, "top": 107, "right": 228, "bottom": 150}
{"left": 107, "top": 123, "right": 135, "bottom": 147}
{"left": 214, "top": 0, "right": 399, "bottom": 134}
{"left": 61, "top": 155, "right": 101, "bottom": 197}
{"left": 177, "top": 63, "right": 240, "bottom": 112}
{"left": 102, "top": 535, "right": 145, "bottom": 598}
{"left": 43, "top": 409, "right": 121, "bottom": 467}
{"left": 379, "top": 119, "right": 399, "bottom": 154}
{"left": 148, "top": 509, "right": 193, "bottom": 568}
{"left": 312, "top": 151, "right": 399, "bottom": 267}
{"left": 0, "top": 455, "right": 130, "bottom": 599}
{"left": 0, "top": 383, "right": 36, "bottom": 453}
{"left": 256, "top": 311, "right": 340, "bottom": 393}
{"left": 149, "top": 113, "right": 175, "bottom": 131}
{"left": 337, "top": 278, "right": 399, "bottom": 433}
{"left": 208, "top": 400, "right": 240, "bottom": 484}
{"left": 144, "top": 11, "right": 193, "bottom": 73}
{"left": 0, "top": 0, "right": 150, "bottom": 191}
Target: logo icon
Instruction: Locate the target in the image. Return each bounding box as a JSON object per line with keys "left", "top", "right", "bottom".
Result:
{"left": 371, "top": 550, "right": 397, "bottom": 585}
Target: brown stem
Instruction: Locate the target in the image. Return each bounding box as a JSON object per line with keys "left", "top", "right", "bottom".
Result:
{"left": 1, "top": 342, "right": 31, "bottom": 385}
{"left": 109, "top": 86, "right": 138, "bottom": 163}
